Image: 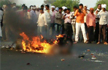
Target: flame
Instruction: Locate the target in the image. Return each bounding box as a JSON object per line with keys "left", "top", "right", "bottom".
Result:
{"left": 20, "top": 32, "right": 52, "bottom": 53}
{"left": 20, "top": 32, "right": 64, "bottom": 54}
{"left": 53, "top": 34, "right": 64, "bottom": 44}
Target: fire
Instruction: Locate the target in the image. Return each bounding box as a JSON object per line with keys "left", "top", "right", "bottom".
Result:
{"left": 53, "top": 34, "right": 64, "bottom": 44}
{"left": 20, "top": 32, "right": 52, "bottom": 53}
{"left": 20, "top": 32, "right": 64, "bottom": 54}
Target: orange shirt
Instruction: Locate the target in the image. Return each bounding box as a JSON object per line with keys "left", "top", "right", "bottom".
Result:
{"left": 74, "top": 10, "right": 86, "bottom": 23}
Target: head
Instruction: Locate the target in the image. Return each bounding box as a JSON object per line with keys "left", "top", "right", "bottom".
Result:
{"left": 13, "top": 3, "right": 16, "bottom": 6}
{"left": 66, "top": 8, "right": 70, "bottom": 14}
{"left": 73, "top": 6, "right": 78, "bottom": 11}
{"left": 22, "top": 4, "right": 25, "bottom": 9}
{"left": 98, "top": 4, "right": 101, "bottom": 10}
{"left": 64, "top": 9, "right": 67, "bottom": 13}
{"left": 79, "top": 4, "right": 83, "bottom": 9}
{"left": 51, "top": 6, "right": 55, "bottom": 11}
{"left": 45, "top": 5, "right": 49, "bottom": 10}
{"left": 59, "top": 7, "right": 62, "bottom": 13}
{"left": 102, "top": 8, "right": 106, "bottom": 11}
{"left": 33, "top": 5, "right": 36, "bottom": 11}
{"left": 41, "top": 5, "right": 44, "bottom": 9}
{"left": 90, "top": 8, "right": 94, "bottom": 14}
{"left": 84, "top": 6, "right": 87, "bottom": 10}
{"left": 40, "top": 8, "right": 44, "bottom": 13}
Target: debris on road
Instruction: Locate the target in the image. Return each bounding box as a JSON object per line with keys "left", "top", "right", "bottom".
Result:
{"left": 91, "top": 55, "right": 97, "bottom": 60}
{"left": 27, "top": 63, "right": 30, "bottom": 65}
{"left": 61, "top": 59, "right": 65, "bottom": 61}
{"left": 78, "top": 55, "right": 85, "bottom": 58}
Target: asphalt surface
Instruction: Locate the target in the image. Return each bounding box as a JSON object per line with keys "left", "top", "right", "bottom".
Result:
{"left": 0, "top": 42, "right": 108, "bottom": 70}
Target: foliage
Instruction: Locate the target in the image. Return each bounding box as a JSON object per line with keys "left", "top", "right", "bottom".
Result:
{"left": 52, "top": 0, "right": 79, "bottom": 11}
{"left": 94, "top": 0, "right": 108, "bottom": 10}
{"left": 0, "top": 0, "right": 11, "bottom": 7}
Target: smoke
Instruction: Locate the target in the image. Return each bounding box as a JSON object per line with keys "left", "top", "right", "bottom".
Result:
{"left": 2, "top": 7, "right": 37, "bottom": 41}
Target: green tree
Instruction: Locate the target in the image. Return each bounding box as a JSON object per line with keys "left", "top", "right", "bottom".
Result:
{"left": 52, "top": 0, "right": 79, "bottom": 11}
{"left": 94, "top": 0, "right": 108, "bottom": 10}
{"left": 0, "top": 0, "right": 11, "bottom": 7}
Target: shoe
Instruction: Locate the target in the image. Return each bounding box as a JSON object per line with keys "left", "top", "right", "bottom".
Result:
{"left": 84, "top": 41, "right": 88, "bottom": 44}
{"left": 97, "top": 42, "right": 100, "bottom": 44}
{"left": 104, "top": 42, "right": 108, "bottom": 45}
{"left": 74, "top": 41, "right": 78, "bottom": 44}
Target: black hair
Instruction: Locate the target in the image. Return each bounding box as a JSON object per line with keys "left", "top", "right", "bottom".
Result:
{"left": 30, "top": 5, "right": 33, "bottom": 8}
{"left": 22, "top": 4, "right": 25, "bottom": 7}
{"left": 45, "top": 4, "right": 49, "bottom": 8}
{"left": 59, "top": 7, "right": 62, "bottom": 10}
{"left": 67, "top": 8, "right": 70, "bottom": 11}
{"left": 79, "top": 3, "right": 83, "bottom": 7}
{"left": 73, "top": 6, "right": 78, "bottom": 9}
{"left": 13, "top": 3, "right": 16, "bottom": 5}
{"left": 98, "top": 4, "right": 101, "bottom": 6}
{"left": 41, "top": 5, "right": 44, "bottom": 7}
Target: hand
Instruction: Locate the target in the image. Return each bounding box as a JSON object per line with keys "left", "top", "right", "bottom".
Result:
{"left": 96, "top": 10, "right": 98, "bottom": 14}
{"left": 45, "top": 25, "right": 47, "bottom": 28}
{"left": 68, "top": 16, "right": 70, "bottom": 19}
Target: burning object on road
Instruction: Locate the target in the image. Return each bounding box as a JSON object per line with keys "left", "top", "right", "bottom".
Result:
{"left": 19, "top": 32, "right": 73, "bottom": 54}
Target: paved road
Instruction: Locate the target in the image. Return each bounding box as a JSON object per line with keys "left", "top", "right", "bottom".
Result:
{"left": 1, "top": 42, "right": 108, "bottom": 70}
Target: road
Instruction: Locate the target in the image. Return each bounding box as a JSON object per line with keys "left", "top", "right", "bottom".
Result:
{"left": 0, "top": 42, "right": 108, "bottom": 70}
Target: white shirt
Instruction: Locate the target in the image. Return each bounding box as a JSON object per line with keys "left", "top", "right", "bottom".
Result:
{"left": 37, "top": 13, "right": 47, "bottom": 26}
{"left": 44, "top": 10, "right": 51, "bottom": 24}
{"left": 98, "top": 11, "right": 108, "bottom": 25}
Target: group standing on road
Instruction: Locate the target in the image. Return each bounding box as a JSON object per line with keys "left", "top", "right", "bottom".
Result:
{"left": 0, "top": 3, "right": 108, "bottom": 45}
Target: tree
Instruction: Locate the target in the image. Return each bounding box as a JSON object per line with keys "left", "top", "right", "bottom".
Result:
{"left": 94, "top": 0, "right": 108, "bottom": 10}
{"left": 52, "top": 0, "right": 79, "bottom": 11}
{"left": 0, "top": 0, "right": 11, "bottom": 7}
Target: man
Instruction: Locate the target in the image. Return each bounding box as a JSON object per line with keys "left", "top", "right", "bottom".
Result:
{"left": 0, "top": 7, "right": 3, "bottom": 41}
{"left": 74, "top": 4, "right": 88, "bottom": 43}
{"left": 41, "top": 5, "right": 44, "bottom": 10}
{"left": 27, "top": 5, "right": 33, "bottom": 19}
{"left": 86, "top": 8, "right": 96, "bottom": 43}
{"left": 63, "top": 8, "right": 73, "bottom": 38}
{"left": 50, "top": 6, "right": 56, "bottom": 35}
{"left": 71, "top": 6, "right": 78, "bottom": 39}
{"left": 37, "top": 8, "right": 47, "bottom": 36}
{"left": 61, "top": 6, "right": 67, "bottom": 34}
{"left": 84, "top": 5, "right": 89, "bottom": 41}
{"left": 94, "top": 4, "right": 101, "bottom": 43}
{"left": 97, "top": 4, "right": 108, "bottom": 45}
{"left": 44, "top": 5, "right": 51, "bottom": 37}
{"left": 55, "top": 7, "right": 63, "bottom": 34}
{"left": 30, "top": 6, "right": 37, "bottom": 25}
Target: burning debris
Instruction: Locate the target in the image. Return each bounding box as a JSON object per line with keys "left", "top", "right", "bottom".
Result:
{"left": 19, "top": 32, "right": 73, "bottom": 54}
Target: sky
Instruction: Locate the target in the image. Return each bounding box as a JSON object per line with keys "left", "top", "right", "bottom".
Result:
{"left": 12, "top": 0, "right": 97, "bottom": 9}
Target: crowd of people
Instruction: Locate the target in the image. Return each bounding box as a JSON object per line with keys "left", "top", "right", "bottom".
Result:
{"left": 0, "top": 3, "right": 108, "bottom": 45}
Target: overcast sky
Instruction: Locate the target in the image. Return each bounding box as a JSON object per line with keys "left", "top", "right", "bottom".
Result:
{"left": 13, "top": 0, "right": 97, "bottom": 9}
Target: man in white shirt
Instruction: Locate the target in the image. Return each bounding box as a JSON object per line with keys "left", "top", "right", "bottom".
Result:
{"left": 71, "top": 6, "right": 78, "bottom": 39}
{"left": 63, "top": 8, "right": 73, "bottom": 38}
{"left": 37, "top": 8, "right": 47, "bottom": 36}
{"left": 50, "top": 6, "right": 56, "bottom": 35}
{"left": 44, "top": 5, "right": 51, "bottom": 37}
{"left": 94, "top": 4, "right": 101, "bottom": 43}
{"left": 97, "top": 4, "right": 108, "bottom": 45}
